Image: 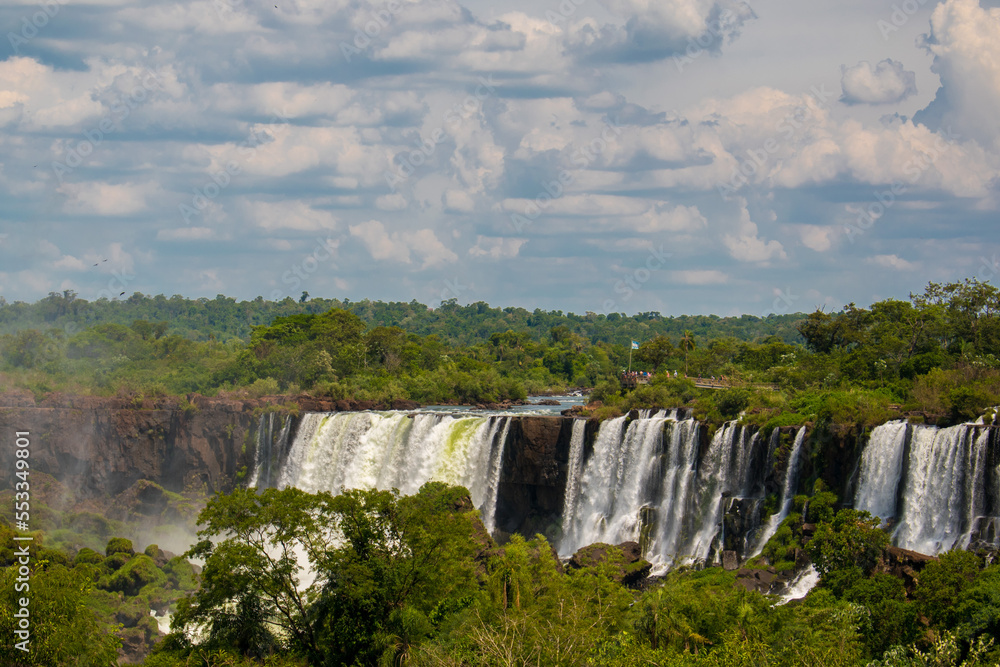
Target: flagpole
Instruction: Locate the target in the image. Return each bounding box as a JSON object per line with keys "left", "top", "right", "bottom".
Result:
{"left": 628, "top": 343, "right": 632, "bottom": 373}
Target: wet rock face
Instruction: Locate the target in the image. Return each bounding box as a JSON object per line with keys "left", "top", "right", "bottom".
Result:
{"left": 0, "top": 394, "right": 258, "bottom": 500}
{"left": 880, "top": 546, "right": 938, "bottom": 596}
{"left": 493, "top": 417, "right": 576, "bottom": 538}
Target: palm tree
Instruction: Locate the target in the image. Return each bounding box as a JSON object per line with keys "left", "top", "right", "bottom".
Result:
{"left": 679, "top": 330, "right": 695, "bottom": 375}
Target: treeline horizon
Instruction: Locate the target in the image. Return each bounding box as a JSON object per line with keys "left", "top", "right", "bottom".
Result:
{"left": 3, "top": 279, "right": 1000, "bottom": 428}
{"left": 0, "top": 290, "right": 806, "bottom": 346}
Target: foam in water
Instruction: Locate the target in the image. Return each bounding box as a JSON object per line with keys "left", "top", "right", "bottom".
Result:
{"left": 558, "top": 420, "right": 588, "bottom": 541}
{"left": 893, "top": 424, "right": 990, "bottom": 554}
{"left": 249, "top": 413, "right": 292, "bottom": 489}
{"left": 853, "top": 420, "right": 909, "bottom": 523}
{"left": 778, "top": 566, "right": 820, "bottom": 605}
{"left": 855, "top": 421, "right": 999, "bottom": 555}
{"left": 560, "top": 413, "right": 764, "bottom": 571}
{"left": 275, "top": 412, "right": 510, "bottom": 524}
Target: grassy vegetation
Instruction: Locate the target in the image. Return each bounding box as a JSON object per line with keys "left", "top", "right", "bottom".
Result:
{"left": 6, "top": 484, "right": 995, "bottom": 666}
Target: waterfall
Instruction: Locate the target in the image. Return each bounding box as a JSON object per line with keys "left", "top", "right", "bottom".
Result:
{"left": 682, "top": 422, "right": 758, "bottom": 565}
{"left": 750, "top": 427, "right": 807, "bottom": 555}
{"left": 275, "top": 412, "right": 511, "bottom": 524}
{"left": 648, "top": 416, "right": 702, "bottom": 564}
{"left": 854, "top": 421, "right": 999, "bottom": 555}
{"left": 559, "top": 420, "right": 587, "bottom": 542}
{"left": 250, "top": 413, "right": 292, "bottom": 489}
{"left": 893, "top": 424, "right": 991, "bottom": 554}
{"left": 853, "top": 420, "right": 909, "bottom": 523}
{"left": 559, "top": 413, "right": 762, "bottom": 570}
{"left": 480, "top": 418, "right": 512, "bottom": 533}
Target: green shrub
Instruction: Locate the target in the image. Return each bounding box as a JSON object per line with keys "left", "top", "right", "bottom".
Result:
{"left": 104, "top": 554, "right": 167, "bottom": 596}
{"left": 74, "top": 547, "right": 104, "bottom": 566}
{"left": 105, "top": 537, "right": 135, "bottom": 557}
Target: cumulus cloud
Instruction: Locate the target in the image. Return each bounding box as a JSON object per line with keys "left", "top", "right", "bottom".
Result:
{"left": 250, "top": 201, "right": 338, "bottom": 232}
{"left": 58, "top": 182, "right": 153, "bottom": 216}
{"left": 0, "top": 0, "right": 998, "bottom": 315}
{"left": 468, "top": 236, "right": 526, "bottom": 259}
{"left": 868, "top": 254, "right": 919, "bottom": 271}
{"left": 350, "top": 220, "right": 457, "bottom": 268}
{"left": 721, "top": 206, "right": 787, "bottom": 264}
{"left": 840, "top": 60, "right": 917, "bottom": 105}
{"left": 567, "top": 0, "right": 756, "bottom": 64}
{"left": 915, "top": 0, "right": 1000, "bottom": 149}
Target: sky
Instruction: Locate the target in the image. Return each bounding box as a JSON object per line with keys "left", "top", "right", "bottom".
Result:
{"left": 0, "top": 0, "right": 998, "bottom": 317}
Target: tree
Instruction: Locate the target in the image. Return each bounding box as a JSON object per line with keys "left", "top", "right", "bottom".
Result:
{"left": 177, "top": 483, "right": 484, "bottom": 665}
{"left": 807, "top": 509, "right": 889, "bottom": 580}
{"left": 0, "top": 564, "right": 121, "bottom": 666}
{"left": 679, "top": 330, "right": 695, "bottom": 375}
{"left": 637, "top": 336, "right": 674, "bottom": 371}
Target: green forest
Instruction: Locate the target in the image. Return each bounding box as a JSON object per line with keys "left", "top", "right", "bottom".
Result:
{"left": 2, "top": 279, "right": 1000, "bottom": 427}
{"left": 3, "top": 279, "right": 1000, "bottom": 666}
{"left": 2, "top": 483, "right": 998, "bottom": 666}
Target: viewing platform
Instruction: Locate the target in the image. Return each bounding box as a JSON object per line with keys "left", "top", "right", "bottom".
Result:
{"left": 620, "top": 373, "right": 778, "bottom": 392}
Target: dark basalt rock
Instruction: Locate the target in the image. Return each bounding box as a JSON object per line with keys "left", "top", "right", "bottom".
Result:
{"left": 880, "top": 546, "right": 937, "bottom": 596}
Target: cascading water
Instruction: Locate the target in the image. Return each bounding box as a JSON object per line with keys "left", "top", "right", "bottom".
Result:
{"left": 275, "top": 412, "right": 511, "bottom": 525}
{"left": 250, "top": 413, "right": 292, "bottom": 489}
{"left": 559, "top": 413, "right": 765, "bottom": 571}
{"left": 853, "top": 420, "right": 909, "bottom": 524}
{"left": 893, "top": 425, "right": 992, "bottom": 554}
{"left": 854, "top": 421, "right": 999, "bottom": 555}
{"left": 750, "top": 427, "right": 807, "bottom": 555}
{"left": 559, "top": 420, "right": 587, "bottom": 541}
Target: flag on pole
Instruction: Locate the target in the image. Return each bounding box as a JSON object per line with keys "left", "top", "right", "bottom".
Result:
{"left": 631, "top": 341, "right": 639, "bottom": 349}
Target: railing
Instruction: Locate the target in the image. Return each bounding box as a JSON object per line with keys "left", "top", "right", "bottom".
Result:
{"left": 620, "top": 373, "right": 778, "bottom": 392}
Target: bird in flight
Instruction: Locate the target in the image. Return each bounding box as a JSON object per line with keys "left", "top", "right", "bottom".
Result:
{"left": 120, "top": 291, "right": 126, "bottom": 296}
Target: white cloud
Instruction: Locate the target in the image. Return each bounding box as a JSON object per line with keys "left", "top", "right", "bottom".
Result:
{"left": 917, "top": 0, "right": 1000, "bottom": 149}
{"left": 840, "top": 60, "right": 917, "bottom": 105}
{"left": 722, "top": 206, "right": 787, "bottom": 264}
{"left": 251, "top": 201, "right": 338, "bottom": 232}
{"left": 868, "top": 254, "right": 919, "bottom": 271}
{"left": 443, "top": 189, "right": 475, "bottom": 213}
{"left": 53, "top": 254, "right": 87, "bottom": 271}
{"left": 672, "top": 269, "right": 728, "bottom": 285}
{"left": 375, "top": 193, "right": 409, "bottom": 211}
{"left": 799, "top": 225, "right": 836, "bottom": 252}
{"left": 469, "top": 236, "right": 526, "bottom": 259}
{"left": 157, "top": 227, "right": 214, "bottom": 241}
{"left": 349, "top": 220, "right": 457, "bottom": 268}
{"left": 58, "top": 182, "right": 152, "bottom": 216}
